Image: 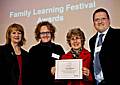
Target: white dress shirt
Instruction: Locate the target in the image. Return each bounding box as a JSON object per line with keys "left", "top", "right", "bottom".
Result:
{"left": 94, "top": 28, "right": 109, "bottom": 83}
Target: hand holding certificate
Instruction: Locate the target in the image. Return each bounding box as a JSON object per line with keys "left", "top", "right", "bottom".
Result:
{"left": 55, "top": 59, "right": 82, "bottom": 79}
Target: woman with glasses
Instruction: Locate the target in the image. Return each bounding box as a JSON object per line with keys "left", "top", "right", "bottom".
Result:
{"left": 29, "top": 21, "right": 65, "bottom": 85}
{"left": 60, "top": 28, "right": 93, "bottom": 85}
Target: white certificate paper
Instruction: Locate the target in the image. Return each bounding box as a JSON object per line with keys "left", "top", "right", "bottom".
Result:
{"left": 55, "top": 59, "right": 82, "bottom": 79}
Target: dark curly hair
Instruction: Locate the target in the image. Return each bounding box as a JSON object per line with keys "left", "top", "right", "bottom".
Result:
{"left": 35, "top": 21, "right": 56, "bottom": 42}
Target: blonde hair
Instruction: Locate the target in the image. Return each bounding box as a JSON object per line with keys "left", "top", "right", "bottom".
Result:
{"left": 6, "top": 23, "right": 26, "bottom": 46}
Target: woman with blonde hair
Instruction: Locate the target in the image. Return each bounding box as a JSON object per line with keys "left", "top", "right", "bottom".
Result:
{"left": 0, "top": 23, "right": 30, "bottom": 85}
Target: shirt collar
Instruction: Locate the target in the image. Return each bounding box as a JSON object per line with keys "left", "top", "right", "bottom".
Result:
{"left": 97, "top": 27, "right": 109, "bottom": 36}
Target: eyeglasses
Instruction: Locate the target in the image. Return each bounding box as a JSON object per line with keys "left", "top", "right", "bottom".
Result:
{"left": 40, "top": 32, "right": 51, "bottom": 35}
{"left": 94, "top": 18, "right": 108, "bottom": 22}
{"left": 70, "top": 36, "right": 81, "bottom": 41}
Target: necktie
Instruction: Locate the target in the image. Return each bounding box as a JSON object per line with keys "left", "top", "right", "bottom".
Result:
{"left": 97, "top": 34, "right": 104, "bottom": 47}
{"left": 94, "top": 34, "right": 104, "bottom": 75}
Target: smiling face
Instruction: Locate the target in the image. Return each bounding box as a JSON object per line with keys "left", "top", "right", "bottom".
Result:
{"left": 93, "top": 12, "right": 110, "bottom": 32}
{"left": 66, "top": 28, "right": 85, "bottom": 51}
{"left": 6, "top": 23, "right": 26, "bottom": 46}
{"left": 10, "top": 28, "right": 22, "bottom": 45}
{"left": 70, "top": 35, "right": 82, "bottom": 50}
{"left": 39, "top": 26, "right": 51, "bottom": 43}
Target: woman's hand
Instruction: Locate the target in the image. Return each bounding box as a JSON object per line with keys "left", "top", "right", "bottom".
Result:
{"left": 82, "top": 67, "right": 90, "bottom": 77}
{"left": 51, "top": 66, "right": 56, "bottom": 75}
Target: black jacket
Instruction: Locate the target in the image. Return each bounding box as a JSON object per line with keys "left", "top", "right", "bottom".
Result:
{"left": 29, "top": 42, "right": 65, "bottom": 85}
{"left": 89, "top": 27, "right": 120, "bottom": 85}
{"left": 0, "top": 44, "right": 30, "bottom": 85}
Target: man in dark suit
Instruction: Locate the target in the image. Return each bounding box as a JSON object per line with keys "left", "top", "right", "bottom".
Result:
{"left": 89, "top": 8, "right": 120, "bottom": 85}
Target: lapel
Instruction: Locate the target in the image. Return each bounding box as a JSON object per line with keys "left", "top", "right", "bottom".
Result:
{"left": 91, "top": 27, "right": 114, "bottom": 52}
{"left": 101, "top": 27, "right": 114, "bottom": 48}
{"left": 90, "top": 33, "right": 98, "bottom": 57}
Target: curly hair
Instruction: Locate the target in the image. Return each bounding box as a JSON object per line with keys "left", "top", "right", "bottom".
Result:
{"left": 35, "top": 21, "right": 56, "bottom": 42}
{"left": 66, "top": 28, "right": 85, "bottom": 47}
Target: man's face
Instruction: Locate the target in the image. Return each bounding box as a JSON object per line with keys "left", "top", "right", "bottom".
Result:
{"left": 93, "top": 12, "right": 110, "bottom": 33}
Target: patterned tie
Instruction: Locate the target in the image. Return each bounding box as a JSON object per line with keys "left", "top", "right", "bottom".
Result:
{"left": 94, "top": 34, "right": 104, "bottom": 75}
{"left": 97, "top": 34, "right": 104, "bottom": 47}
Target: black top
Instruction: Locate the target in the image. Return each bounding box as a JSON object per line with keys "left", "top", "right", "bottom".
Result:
{"left": 29, "top": 42, "right": 65, "bottom": 85}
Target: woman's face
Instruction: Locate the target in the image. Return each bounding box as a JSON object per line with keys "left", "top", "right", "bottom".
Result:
{"left": 70, "top": 35, "right": 82, "bottom": 50}
{"left": 39, "top": 26, "right": 51, "bottom": 43}
{"left": 10, "top": 28, "right": 22, "bottom": 44}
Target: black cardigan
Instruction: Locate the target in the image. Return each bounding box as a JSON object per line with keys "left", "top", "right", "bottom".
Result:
{"left": 29, "top": 42, "right": 65, "bottom": 85}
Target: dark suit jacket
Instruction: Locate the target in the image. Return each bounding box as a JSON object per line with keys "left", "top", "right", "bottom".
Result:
{"left": 0, "top": 44, "right": 30, "bottom": 85}
{"left": 89, "top": 27, "right": 120, "bottom": 85}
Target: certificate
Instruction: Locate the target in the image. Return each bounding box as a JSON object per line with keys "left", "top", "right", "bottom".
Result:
{"left": 55, "top": 59, "right": 82, "bottom": 79}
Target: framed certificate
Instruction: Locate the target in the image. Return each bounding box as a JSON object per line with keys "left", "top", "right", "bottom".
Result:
{"left": 55, "top": 59, "right": 82, "bottom": 79}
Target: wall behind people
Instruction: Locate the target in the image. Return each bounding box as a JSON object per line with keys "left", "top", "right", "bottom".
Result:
{"left": 0, "top": 0, "right": 120, "bottom": 52}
